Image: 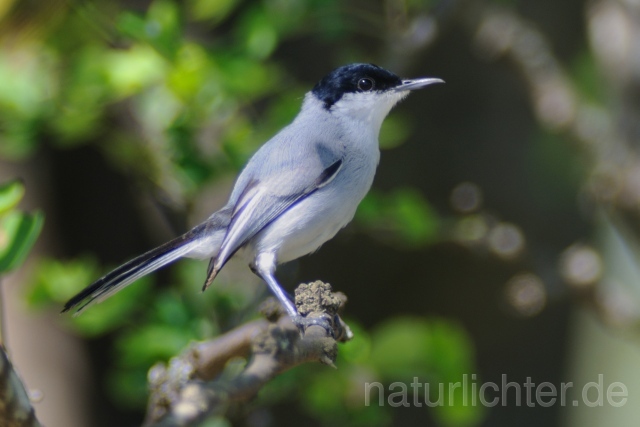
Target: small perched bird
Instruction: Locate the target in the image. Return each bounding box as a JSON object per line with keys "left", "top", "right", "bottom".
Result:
{"left": 63, "top": 63, "right": 443, "bottom": 327}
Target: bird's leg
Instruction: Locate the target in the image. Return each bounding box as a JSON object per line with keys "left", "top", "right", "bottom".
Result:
{"left": 251, "top": 253, "right": 333, "bottom": 336}
{"left": 251, "top": 253, "right": 297, "bottom": 318}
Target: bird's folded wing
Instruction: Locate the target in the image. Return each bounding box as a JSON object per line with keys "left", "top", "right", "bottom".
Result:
{"left": 213, "top": 144, "right": 343, "bottom": 270}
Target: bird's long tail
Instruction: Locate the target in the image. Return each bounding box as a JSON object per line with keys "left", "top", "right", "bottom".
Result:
{"left": 62, "top": 213, "right": 229, "bottom": 315}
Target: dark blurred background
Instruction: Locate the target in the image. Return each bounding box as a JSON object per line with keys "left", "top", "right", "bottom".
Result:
{"left": 1, "top": 0, "right": 640, "bottom": 426}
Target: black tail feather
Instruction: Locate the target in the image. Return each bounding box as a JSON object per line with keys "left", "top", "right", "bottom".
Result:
{"left": 62, "top": 209, "right": 232, "bottom": 315}
{"left": 62, "top": 231, "right": 198, "bottom": 314}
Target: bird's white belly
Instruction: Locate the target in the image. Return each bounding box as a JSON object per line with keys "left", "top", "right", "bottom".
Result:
{"left": 249, "top": 191, "right": 356, "bottom": 262}
{"left": 247, "top": 163, "right": 375, "bottom": 264}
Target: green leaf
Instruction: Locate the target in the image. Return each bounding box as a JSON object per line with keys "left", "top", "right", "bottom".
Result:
{"left": 0, "top": 180, "right": 25, "bottom": 215}
{"left": 0, "top": 210, "right": 44, "bottom": 273}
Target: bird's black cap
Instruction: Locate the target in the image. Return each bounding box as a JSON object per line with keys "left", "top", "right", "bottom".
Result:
{"left": 312, "top": 63, "right": 402, "bottom": 109}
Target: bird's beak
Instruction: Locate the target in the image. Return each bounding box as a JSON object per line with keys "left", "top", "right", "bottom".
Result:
{"left": 394, "top": 77, "right": 444, "bottom": 92}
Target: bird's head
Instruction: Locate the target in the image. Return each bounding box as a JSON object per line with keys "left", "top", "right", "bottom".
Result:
{"left": 310, "top": 63, "right": 443, "bottom": 129}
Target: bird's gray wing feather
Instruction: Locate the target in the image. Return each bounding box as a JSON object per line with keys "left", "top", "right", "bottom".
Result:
{"left": 213, "top": 142, "right": 343, "bottom": 271}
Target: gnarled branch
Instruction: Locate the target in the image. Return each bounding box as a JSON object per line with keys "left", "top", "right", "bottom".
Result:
{"left": 143, "top": 281, "right": 352, "bottom": 427}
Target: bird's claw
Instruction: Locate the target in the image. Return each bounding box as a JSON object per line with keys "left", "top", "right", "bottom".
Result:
{"left": 292, "top": 313, "right": 335, "bottom": 338}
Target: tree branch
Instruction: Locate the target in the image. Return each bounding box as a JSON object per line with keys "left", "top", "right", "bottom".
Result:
{"left": 0, "top": 345, "right": 42, "bottom": 427}
{"left": 143, "top": 281, "right": 352, "bottom": 427}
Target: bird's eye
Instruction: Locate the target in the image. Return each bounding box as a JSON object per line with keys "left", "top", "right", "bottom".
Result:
{"left": 357, "top": 78, "right": 374, "bottom": 91}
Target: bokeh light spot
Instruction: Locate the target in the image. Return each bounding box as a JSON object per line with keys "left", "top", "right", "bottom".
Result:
{"left": 505, "top": 273, "right": 547, "bottom": 317}
{"left": 451, "top": 182, "right": 483, "bottom": 213}
{"left": 488, "top": 223, "right": 525, "bottom": 259}
{"left": 560, "top": 243, "right": 602, "bottom": 288}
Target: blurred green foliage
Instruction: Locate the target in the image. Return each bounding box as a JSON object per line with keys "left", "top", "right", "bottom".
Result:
{"left": 0, "top": 179, "right": 24, "bottom": 215}
{"left": 570, "top": 51, "right": 607, "bottom": 105}
{"left": 357, "top": 188, "right": 440, "bottom": 247}
{"left": 528, "top": 129, "right": 584, "bottom": 212}
{"left": 261, "top": 318, "right": 482, "bottom": 427}
{"left": 26, "top": 257, "right": 253, "bottom": 409}
{"left": 0, "top": 0, "right": 479, "bottom": 425}
{"left": 0, "top": 180, "right": 43, "bottom": 273}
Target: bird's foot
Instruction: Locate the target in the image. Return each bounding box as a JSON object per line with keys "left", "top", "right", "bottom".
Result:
{"left": 292, "top": 313, "right": 335, "bottom": 338}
